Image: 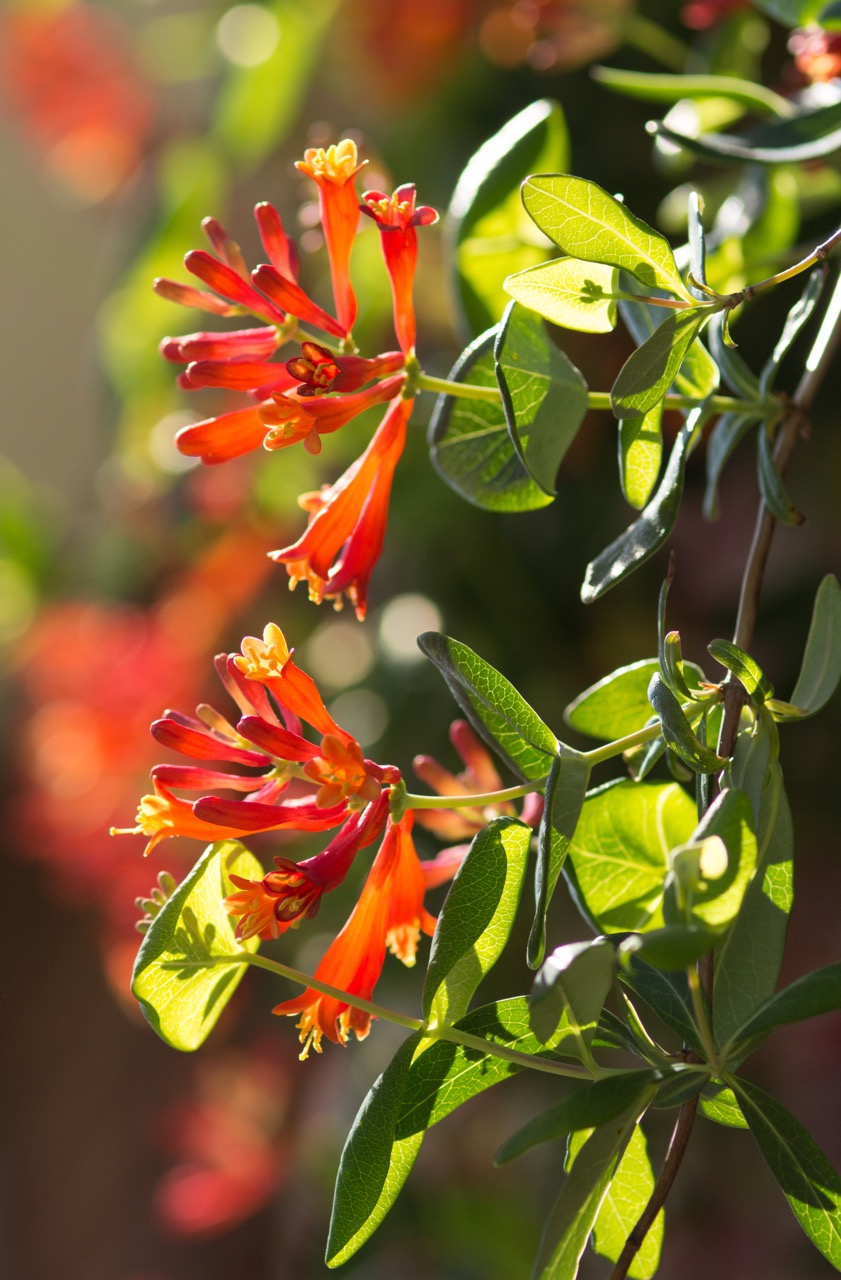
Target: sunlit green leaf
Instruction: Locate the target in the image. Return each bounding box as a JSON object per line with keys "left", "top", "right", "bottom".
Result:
{"left": 565, "top": 658, "right": 705, "bottom": 741}
{"left": 529, "top": 748, "right": 592, "bottom": 969}
{"left": 707, "top": 639, "right": 775, "bottom": 702}
{"left": 590, "top": 1125, "right": 664, "bottom": 1279}
{"left": 647, "top": 674, "right": 726, "bottom": 774}
{"left": 619, "top": 401, "right": 663, "bottom": 509}
{"left": 428, "top": 326, "right": 555, "bottom": 512}
{"left": 593, "top": 66, "right": 793, "bottom": 117}
{"left": 530, "top": 939, "right": 615, "bottom": 1051}
{"left": 725, "top": 960, "right": 841, "bottom": 1061}
{"left": 699, "top": 1083, "right": 748, "bottom": 1128}
{"left": 619, "top": 276, "right": 720, "bottom": 401}
{"left": 495, "top": 302, "right": 589, "bottom": 495}
{"left": 424, "top": 817, "right": 532, "bottom": 1026}
{"left": 131, "top": 840, "right": 262, "bottom": 1052}
{"left": 504, "top": 257, "right": 619, "bottom": 333}
{"left": 611, "top": 308, "right": 711, "bottom": 419}
{"left": 734, "top": 1078, "right": 841, "bottom": 1268}
{"left": 418, "top": 631, "right": 558, "bottom": 781}
{"left": 450, "top": 100, "right": 569, "bottom": 336}
{"left": 566, "top": 780, "right": 697, "bottom": 934}
{"left": 679, "top": 789, "right": 758, "bottom": 931}
{"left": 522, "top": 174, "right": 693, "bottom": 301}
{"left": 650, "top": 98, "right": 841, "bottom": 165}
{"left": 496, "top": 1070, "right": 660, "bottom": 1165}
{"left": 790, "top": 575, "right": 841, "bottom": 715}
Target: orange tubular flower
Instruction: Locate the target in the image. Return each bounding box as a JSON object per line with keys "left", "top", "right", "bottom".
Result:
{"left": 272, "top": 813, "right": 434, "bottom": 1058}
{"left": 271, "top": 395, "right": 413, "bottom": 619}
{"left": 360, "top": 184, "right": 438, "bottom": 354}
{"left": 258, "top": 372, "right": 405, "bottom": 455}
{"left": 296, "top": 139, "right": 367, "bottom": 336}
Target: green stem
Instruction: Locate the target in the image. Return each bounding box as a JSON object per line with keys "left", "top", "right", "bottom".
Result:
{"left": 621, "top": 14, "right": 689, "bottom": 72}
{"left": 726, "top": 227, "right": 841, "bottom": 306}
{"left": 404, "top": 781, "right": 539, "bottom": 810}
{"left": 415, "top": 372, "right": 501, "bottom": 402}
{"left": 242, "top": 953, "right": 424, "bottom": 1031}
{"left": 423, "top": 1023, "right": 595, "bottom": 1080}
{"left": 417, "top": 376, "right": 758, "bottom": 419}
{"left": 686, "top": 965, "right": 720, "bottom": 1074}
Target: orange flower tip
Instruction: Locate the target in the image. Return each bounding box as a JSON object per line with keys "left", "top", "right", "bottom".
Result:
{"left": 234, "top": 623, "right": 292, "bottom": 681}
{"left": 295, "top": 139, "right": 366, "bottom": 184}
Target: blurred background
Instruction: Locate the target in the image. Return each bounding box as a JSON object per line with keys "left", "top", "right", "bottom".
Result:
{"left": 2, "top": 1, "right": 841, "bottom": 1277}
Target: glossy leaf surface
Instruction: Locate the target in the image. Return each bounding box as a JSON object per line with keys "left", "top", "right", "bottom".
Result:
{"left": 504, "top": 257, "right": 619, "bottom": 333}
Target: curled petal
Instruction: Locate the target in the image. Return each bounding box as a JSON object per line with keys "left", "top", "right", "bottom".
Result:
{"left": 175, "top": 407, "right": 270, "bottom": 465}
{"left": 194, "top": 794, "right": 348, "bottom": 834}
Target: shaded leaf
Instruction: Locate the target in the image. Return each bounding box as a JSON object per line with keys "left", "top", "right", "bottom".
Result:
{"left": 611, "top": 308, "right": 711, "bottom": 419}
{"left": 725, "top": 960, "right": 841, "bottom": 1061}
{"left": 504, "top": 257, "right": 619, "bottom": 333}
{"left": 647, "top": 673, "right": 726, "bottom": 773}
{"left": 593, "top": 66, "right": 793, "bottom": 117}
{"left": 131, "top": 840, "right": 262, "bottom": 1052}
{"left": 418, "top": 631, "right": 558, "bottom": 781}
{"left": 649, "top": 98, "right": 841, "bottom": 166}
{"left": 450, "top": 100, "right": 570, "bottom": 336}
{"left": 522, "top": 174, "right": 692, "bottom": 300}
{"left": 757, "top": 424, "right": 804, "bottom": 525}
{"left": 707, "top": 639, "right": 775, "bottom": 701}
{"left": 703, "top": 410, "right": 762, "bottom": 521}
{"left": 790, "top": 574, "right": 841, "bottom": 715}
{"left": 708, "top": 312, "right": 762, "bottom": 400}
{"left": 495, "top": 301, "right": 589, "bottom": 495}
{"left": 619, "top": 275, "right": 720, "bottom": 401}
{"left": 530, "top": 939, "right": 615, "bottom": 1051}
{"left": 428, "top": 326, "right": 555, "bottom": 512}
{"left": 619, "top": 955, "right": 704, "bottom": 1054}
{"left": 759, "top": 268, "right": 826, "bottom": 394}
{"left": 424, "top": 817, "right": 532, "bottom": 1026}
{"left": 529, "top": 748, "right": 592, "bottom": 968}
{"left": 619, "top": 924, "right": 718, "bottom": 971}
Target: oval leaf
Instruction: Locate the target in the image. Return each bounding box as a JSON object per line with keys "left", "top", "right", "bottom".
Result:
{"left": 504, "top": 256, "right": 619, "bottom": 333}
{"left": 611, "top": 308, "right": 711, "bottom": 419}
{"left": 619, "top": 401, "right": 663, "bottom": 509}
{"left": 790, "top": 574, "right": 841, "bottom": 715}
{"left": 530, "top": 939, "right": 615, "bottom": 1051}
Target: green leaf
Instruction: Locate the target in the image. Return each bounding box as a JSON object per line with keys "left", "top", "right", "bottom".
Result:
{"left": 504, "top": 257, "right": 619, "bottom": 333}
{"left": 699, "top": 1083, "right": 748, "bottom": 1128}
{"left": 790, "top": 575, "right": 841, "bottom": 715}
{"left": 529, "top": 748, "right": 592, "bottom": 969}
{"left": 428, "top": 326, "right": 555, "bottom": 512}
{"left": 708, "top": 312, "right": 762, "bottom": 400}
{"left": 590, "top": 1125, "right": 664, "bottom": 1279}
{"left": 564, "top": 657, "right": 706, "bottom": 740}
{"left": 565, "top": 780, "right": 697, "bottom": 933}
{"left": 534, "top": 1109, "right": 645, "bottom": 1279}
{"left": 423, "top": 817, "right": 532, "bottom": 1026}
{"left": 619, "top": 401, "right": 664, "bottom": 509}
{"left": 657, "top": 575, "right": 693, "bottom": 700}
{"left": 759, "top": 268, "right": 825, "bottom": 395}
{"left": 593, "top": 66, "right": 793, "bottom": 118}
{"left": 581, "top": 410, "right": 703, "bottom": 603}
{"left": 495, "top": 302, "right": 589, "bottom": 495}
{"left": 131, "top": 840, "right": 262, "bottom": 1052}
{"left": 703, "top": 411, "right": 762, "bottom": 521}
{"left": 734, "top": 1078, "right": 841, "bottom": 1268}
{"left": 707, "top": 639, "right": 775, "bottom": 702}
{"left": 650, "top": 98, "right": 841, "bottom": 166}
{"left": 522, "top": 174, "right": 692, "bottom": 301}
{"left": 757, "top": 423, "right": 804, "bottom": 525}
{"left": 619, "top": 275, "right": 720, "bottom": 402}
{"left": 677, "top": 788, "right": 758, "bottom": 931}
{"left": 653, "top": 1069, "right": 707, "bottom": 1111}
{"left": 647, "top": 674, "right": 727, "bottom": 774}
{"left": 327, "top": 1033, "right": 423, "bottom": 1268}
{"left": 529, "top": 939, "right": 615, "bottom": 1051}
{"left": 496, "top": 1070, "right": 660, "bottom": 1165}
{"left": 212, "top": 0, "right": 339, "bottom": 169}
{"left": 751, "top": 0, "right": 841, "bottom": 28}
{"left": 417, "top": 631, "right": 558, "bottom": 781}
{"left": 714, "top": 733, "right": 794, "bottom": 1048}
{"left": 725, "top": 960, "right": 841, "bottom": 1061}
{"left": 619, "top": 924, "right": 718, "bottom": 971}
{"left": 450, "top": 100, "right": 570, "bottom": 336}
{"left": 619, "top": 956, "right": 704, "bottom": 1054}
{"left": 611, "top": 308, "right": 711, "bottom": 419}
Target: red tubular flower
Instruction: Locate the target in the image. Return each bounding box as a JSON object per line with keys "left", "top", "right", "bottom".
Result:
{"left": 681, "top": 0, "right": 748, "bottom": 29}
{"left": 295, "top": 139, "right": 367, "bottom": 336}
{"left": 272, "top": 813, "right": 434, "bottom": 1058}
{"left": 286, "top": 345, "right": 404, "bottom": 396}
{"left": 271, "top": 395, "right": 413, "bottom": 619}
{"left": 174, "top": 407, "right": 272, "bottom": 465}
{"left": 258, "top": 373, "right": 405, "bottom": 455}
{"left": 360, "top": 184, "right": 438, "bottom": 354}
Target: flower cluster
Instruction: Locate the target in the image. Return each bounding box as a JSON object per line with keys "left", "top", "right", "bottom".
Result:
{"left": 156, "top": 139, "right": 438, "bottom": 618}
{"left": 116, "top": 623, "right": 438, "bottom": 1057}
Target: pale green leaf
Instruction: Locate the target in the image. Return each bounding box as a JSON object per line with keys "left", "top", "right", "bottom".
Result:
{"left": 504, "top": 257, "right": 619, "bottom": 333}
{"left": 790, "top": 574, "right": 841, "bottom": 715}
{"left": 593, "top": 66, "right": 793, "bottom": 118}
{"left": 131, "top": 840, "right": 262, "bottom": 1052}
{"left": 619, "top": 401, "right": 663, "bottom": 509}
{"left": 699, "top": 1083, "right": 748, "bottom": 1128}
{"left": 591, "top": 1126, "right": 664, "bottom": 1279}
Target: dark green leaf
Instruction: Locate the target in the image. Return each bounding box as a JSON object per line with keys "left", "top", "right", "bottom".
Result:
{"left": 790, "top": 574, "right": 841, "bottom": 715}
{"left": 649, "top": 98, "right": 841, "bottom": 165}
{"left": 708, "top": 312, "right": 762, "bottom": 400}
{"left": 529, "top": 748, "right": 592, "bottom": 968}
{"left": 423, "top": 817, "right": 532, "bottom": 1026}
{"left": 495, "top": 301, "right": 589, "bottom": 495}
{"left": 726, "top": 961, "right": 841, "bottom": 1061}
{"left": 759, "top": 268, "right": 826, "bottom": 394}
{"left": 496, "top": 1070, "right": 660, "bottom": 1165}
{"left": 619, "top": 924, "right": 718, "bottom": 971}
{"left": 131, "top": 840, "right": 262, "bottom": 1052}
{"left": 611, "top": 308, "right": 711, "bottom": 419}
{"left": 619, "top": 401, "right": 664, "bottom": 509}
{"left": 326, "top": 1034, "right": 422, "bottom": 1267}
{"left": 648, "top": 674, "right": 727, "bottom": 773}
{"left": 522, "top": 174, "right": 692, "bottom": 300}
{"left": 757, "top": 424, "right": 804, "bottom": 525}
{"left": 619, "top": 275, "right": 720, "bottom": 401}
{"left": 592, "top": 66, "right": 793, "bottom": 117}
{"left": 428, "top": 327, "right": 555, "bottom": 512}
{"left": 418, "top": 631, "right": 557, "bottom": 781}
{"left": 504, "top": 257, "right": 620, "bottom": 333}
{"left": 751, "top": 0, "right": 841, "bottom": 28}
{"left": 734, "top": 1078, "right": 841, "bottom": 1267}
{"left": 653, "top": 1070, "right": 707, "bottom": 1110}
{"left": 703, "top": 410, "right": 762, "bottom": 521}
{"left": 565, "top": 779, "right": 697, "bottom": 933}
{"left": 530, "top": 939, "right": 615, "bottom": 1050}
{"left": 619, "top": 956, "right": 704, "bottom": 1054}
{"left": 581, "top": 410, "right": 703, "bottom": 603}
{"left": 707, "top": 639, "right": 775, "bottom": 701}
{"left": 449, "top": 100, "right": 570, "bottom": 336}
{"left": 699, "top": 1083, "right": 748, "bottom": 1128}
